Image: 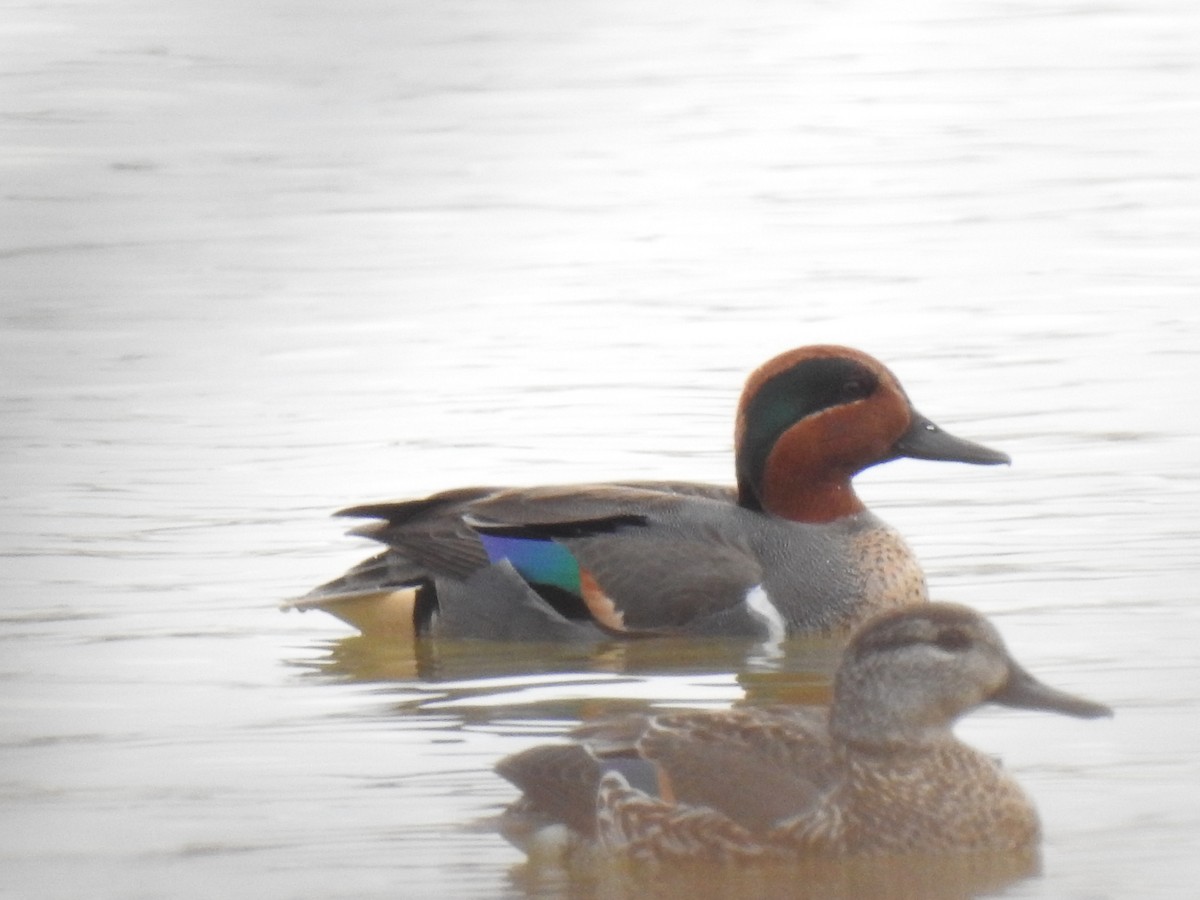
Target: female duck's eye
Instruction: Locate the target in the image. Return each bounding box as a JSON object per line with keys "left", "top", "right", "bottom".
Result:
{"left": 934, "top": 628, "right": 971, "bottom": 652}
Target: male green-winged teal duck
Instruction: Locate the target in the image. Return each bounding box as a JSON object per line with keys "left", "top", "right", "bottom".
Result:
{"left": 288, "top": 345, "right": 1009, "bottom": 639}
{"left": 495, "top": 603, "right": 1112, "bottom": 862}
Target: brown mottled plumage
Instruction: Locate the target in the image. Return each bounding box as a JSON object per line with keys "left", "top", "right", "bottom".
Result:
{"left": 496, "top": 604, "right": 1111, "bottom": 861}
{"left": 288, "top": 346, "right": 1009, "bottom": 640}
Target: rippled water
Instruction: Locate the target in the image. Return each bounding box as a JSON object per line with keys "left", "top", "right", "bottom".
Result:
{"left": 4, "top": 0, "right": 1200, "bottom": 897}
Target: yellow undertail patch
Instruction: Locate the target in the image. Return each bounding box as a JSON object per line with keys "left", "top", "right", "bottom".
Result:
{"left": 291, "top": 589, "right": 419, "bottom": 639}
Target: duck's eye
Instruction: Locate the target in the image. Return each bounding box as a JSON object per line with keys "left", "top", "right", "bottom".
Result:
{"left": 934, "top": 628, "right": 971, "bottom": 652}
{"left": 840, "top": 378, "right": 870, "bottom": 402}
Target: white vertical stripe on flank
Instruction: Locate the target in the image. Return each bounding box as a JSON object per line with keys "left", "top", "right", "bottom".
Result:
{"left": 745, "top": 584, "right": 787, "bottom": 646}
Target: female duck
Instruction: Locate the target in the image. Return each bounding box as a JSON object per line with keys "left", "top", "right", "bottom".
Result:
{"left": 290, "top": 345, "right": 1009, "bottom": 639}
{"left": 496, "top": 603, "right": 1112, "bottom": 861}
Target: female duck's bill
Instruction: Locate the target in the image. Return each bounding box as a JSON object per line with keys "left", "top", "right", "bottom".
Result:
{"left": 288, "top": 345, "right": 1011, "bottom": 640}
{"left": 495, "top": 603, "right": 1111, "bottom": 862}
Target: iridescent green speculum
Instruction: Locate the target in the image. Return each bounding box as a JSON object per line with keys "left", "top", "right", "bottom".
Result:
{"left": 477, "top": 533, "right": 582, "bottom": 594}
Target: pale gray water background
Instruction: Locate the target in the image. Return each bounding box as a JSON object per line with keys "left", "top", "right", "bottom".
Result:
{"left": 3, "top": 0, "right": 1200, "bottom": 897}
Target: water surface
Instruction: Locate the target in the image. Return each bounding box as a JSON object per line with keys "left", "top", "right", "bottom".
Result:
{"left": 3, "top": 1, "right": 1200, "bottom": 897}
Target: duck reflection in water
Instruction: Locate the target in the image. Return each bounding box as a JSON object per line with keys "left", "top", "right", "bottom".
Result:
{"left": 495, "top": 604, "right": 1110, "bottom": 897}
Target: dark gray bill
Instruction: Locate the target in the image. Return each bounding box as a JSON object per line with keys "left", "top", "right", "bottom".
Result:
{"left": 992, "top": 664, "right": 1113, "bottom": 719}
{"left": 893, "top": 412, "right": 1011, "bottom": 466}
